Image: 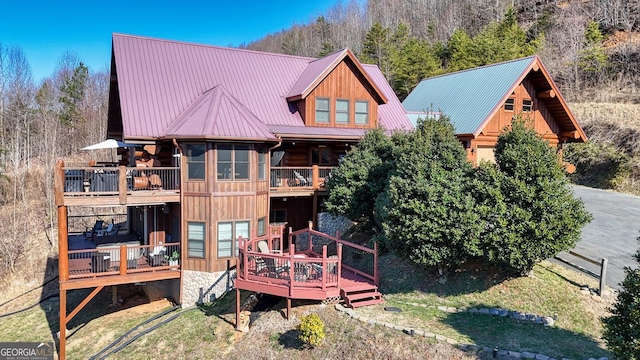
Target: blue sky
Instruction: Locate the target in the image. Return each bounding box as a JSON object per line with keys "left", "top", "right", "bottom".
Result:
{"left": 1, "top": 0, "right": 337, "bottom": 82}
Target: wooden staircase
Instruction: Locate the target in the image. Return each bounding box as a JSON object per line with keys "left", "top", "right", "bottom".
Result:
{"left": 341, "top": 285, "right": 383, "bottom": 308}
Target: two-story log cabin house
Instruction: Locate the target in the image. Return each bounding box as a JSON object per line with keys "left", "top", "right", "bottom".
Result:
{"left": 54, "top": 33, "right": 411, "bottom": 358}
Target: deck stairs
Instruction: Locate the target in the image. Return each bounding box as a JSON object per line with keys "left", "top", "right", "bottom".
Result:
{"left": 340, "top": 284, "right": 383, "bottom": 308}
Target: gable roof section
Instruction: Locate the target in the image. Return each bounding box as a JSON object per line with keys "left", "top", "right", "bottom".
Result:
{"left": 286, "top": 48, "right": 388, "bottom": 104}
{"left": 402, "top": 56, "right": 586, "bottom": 141}
{"left": 162, "top": 85, "right": 277, "bottom": 141}
{"left": 111, "top": 34, "right": 409, "bottom": 141}
{"left": 403, "top": 57, "right": 536, "bottom": 135}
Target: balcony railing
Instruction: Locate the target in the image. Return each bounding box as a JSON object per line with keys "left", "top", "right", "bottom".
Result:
{"left": 66, "top": 243, "right": 180, "bottom": 279}
{"left": 270, "top": 165, "right": 334, "bottom": 191}
{"left": 54, "top": 160, "right": 180, "bottom": 204}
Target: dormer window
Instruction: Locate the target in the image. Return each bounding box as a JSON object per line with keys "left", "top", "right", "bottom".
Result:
{"left": 522, "top": 99, "right": 532, "bottom": 112}
{"left": 315, "top": 97, "right": 330, "bottom": 123}
{"left": 355, "top": 100, "right": 369, "bottom": 125}
{"left": 504, "top": 98, "right": 515, "bottom": 111}
{"left": 336, "top": 99, "right": 349, "bottom": 124}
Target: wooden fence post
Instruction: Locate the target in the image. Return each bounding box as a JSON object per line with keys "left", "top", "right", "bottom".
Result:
{"left": 599, "top": 258, "right": 608, "bottom": 296}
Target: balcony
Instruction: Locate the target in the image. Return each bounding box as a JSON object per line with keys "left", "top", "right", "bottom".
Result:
{"left": 54, "top": 160, "right": 180, "bottom": 206}
{"left": 270, "top": 165, "right": 334, "bottom": 197}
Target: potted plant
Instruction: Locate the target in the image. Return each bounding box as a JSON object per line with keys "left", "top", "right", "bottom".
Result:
{"left": 166, "top": 251, "right": 179, "bottom": 266}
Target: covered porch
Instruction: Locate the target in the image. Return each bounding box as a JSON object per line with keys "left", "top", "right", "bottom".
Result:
{"left": 235, "top": 225, "right": 382, "bottom": 324}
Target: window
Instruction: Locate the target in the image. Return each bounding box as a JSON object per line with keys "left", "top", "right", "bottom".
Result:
{"left": 504, "top": 98, "right": 515, "bottom": 111}
{"left": 270, "top": 209, "right": 287, "bottom": 223}
{"left": 258, "top": 152, "right": 266, "bottom": 180}
{"left": 217, "top": 221, "right": 250, "bottom": 258}
{"left": 187, "top": 222, "right": 205, "bottom": 258}
{"left": 336, "top": 99, "right": 349, "bottom": 124}
{"left": 311, "top": 147, "right": 331, "bottom": 165}
{"left": 522, "top": 99, "right": 532, "bottom": 112}
{"left": 257, "top": 217, "right": 266, "bottom": 237}
{"left": 217, "top": 145, "right": 250, "bottom": 180}
{"left": 355, "top": 100, "right": 369, "bottom": 125}
{"left": 315, "top": 97, "right": 330, "bottom": 123}
{"left": 186, "top": 144, "right": 205, "bottom": 180}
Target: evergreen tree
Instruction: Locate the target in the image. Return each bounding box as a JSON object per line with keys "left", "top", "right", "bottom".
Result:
{"left": 59, "top": 62, "right": 88, "bottom": 126}
{"left": 578, "top": 21, "right": 608, "bottom": 85}
{"left": 360, "top": 22, "right": 390, "bottom": 72}
{"left": 391, "top": 38, "right": 442, "bottom": 100}
{"left": 473, "top": 119, "right": 592, "bottom": 274}
{"left": 376, "top": 116, "right": 482, "bottom": 271}
{"left": 602, "top": 242, "right": 640, "bottom": 359}
{"left": 446, "top": 29, "right": 478, "bottom": 71}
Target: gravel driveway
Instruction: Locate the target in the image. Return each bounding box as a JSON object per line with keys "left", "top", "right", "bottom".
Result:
{"left": 555, "top": 185, "right": 640, "bottom": 290}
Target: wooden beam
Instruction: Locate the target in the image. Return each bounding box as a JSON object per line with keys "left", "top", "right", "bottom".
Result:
{"left": 560, "top": 130, "right": 580, "bottom": 140}
{"left": 54, "top": 160, "right": 65, "bottom": 206}
{"left": 59, "top": 289, "right": 66, "bottom": 360}
{"left": 286, "top": 298, "right": 291, "bottom": 320}
{"left": 537, "top": 89, "right": 555, "bottom": 99}
{"left": 67, "top": 286, "right": 104, "bottom": 323}
{"left": 58, "top": 205, "right": 69, "bottom": 282}
{"left": 235, "top": 288, "right": 240, "bottom": 330}
{"left": 118, "top": 166, "right": 127, "bottom": 205}
{"left": 59, "top": 270, "right": 181, "bottom": 290}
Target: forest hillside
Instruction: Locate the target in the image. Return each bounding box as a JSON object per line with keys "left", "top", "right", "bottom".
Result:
{"left": 1, "top": 0, "right": 639, "bottom": 297}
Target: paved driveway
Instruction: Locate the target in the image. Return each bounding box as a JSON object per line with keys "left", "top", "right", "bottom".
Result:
{"left": 556, "top": 185, "right": 640, "bottom": 290}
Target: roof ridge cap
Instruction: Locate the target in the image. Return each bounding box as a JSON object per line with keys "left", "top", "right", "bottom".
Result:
{"left": 418, "top": 55, "right": 537, "bottom": 83}
{"left": 112, "top": 33, "right": 317, "bottom": 61}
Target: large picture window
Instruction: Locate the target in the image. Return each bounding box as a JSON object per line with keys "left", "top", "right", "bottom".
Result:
{"left": 355, "top": 100, "right": 369, "bottom": 125}
{"left": 217, "top": 145, "right": 250, "bottom": 180}
{"left": 315, "top": 97, "right": 330, "bottom": 123}
{"left": 336, "top": 99, "right": 349, "bottom": 124}
{"left": 186, "top": 144, "right": 205, "bottom": 180}
{"left": 217, "top": 221, "right": 250, "bottom": 258}
{"left": 187, "top": 222, "right": 205, "bottom": 258}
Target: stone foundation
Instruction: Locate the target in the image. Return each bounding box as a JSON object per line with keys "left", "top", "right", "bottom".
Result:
{"left": 181, "top": 269, "right": 236, "bottom": 307}
{"left": 317, "top": 212, "right": 353, "bottom": 237}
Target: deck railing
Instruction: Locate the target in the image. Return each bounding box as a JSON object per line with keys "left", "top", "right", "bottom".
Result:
{"left": 66, "top": 243, "right": 180, "bottom": 279}
{"left": 270, "top": 165, "right": 334, "bottom": 190}
{"left": 290, "top": 226, "right": 378, "bottom": 286}
{"left": 237, "top": 231, "right": 343, "bottom": 292}
{"left": 55, "top": 160, "right": 180, "bottom": 204}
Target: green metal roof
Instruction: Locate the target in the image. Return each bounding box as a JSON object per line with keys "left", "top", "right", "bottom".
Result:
{"left": 403, "top": 56, "right": 537, "bottom": 135}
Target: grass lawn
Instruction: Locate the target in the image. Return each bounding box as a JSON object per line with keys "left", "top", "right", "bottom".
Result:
{"left": 354, "top": 254, "right": 613, "bottom": 359}
{"left": 0, "top": 255, "right": 613, "bottom": 359}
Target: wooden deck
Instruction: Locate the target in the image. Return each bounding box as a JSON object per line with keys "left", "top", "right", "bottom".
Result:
{"left": 235, "top": 226, "right": 381, "bottom": 305}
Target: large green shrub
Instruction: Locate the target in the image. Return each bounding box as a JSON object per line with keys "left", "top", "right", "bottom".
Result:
{"left": 376, "top": 116, "right": 482, "bottom": 270}
{"left": 602, "top": 243, "right": 640, "bottom": 359}
{"left": 473, "top": 119, "right": 592, "bottom": 274}
{"left": 298, "top": 313, "right": 325, "bottom": 347}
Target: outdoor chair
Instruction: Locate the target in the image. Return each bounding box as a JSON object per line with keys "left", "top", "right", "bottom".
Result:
{"left": 293, "top": 171, "right": 309, "bottom": 186}
{"left": 148, "top": 245, "right": 166, "bottom": 267}
{"left": 257, "top": 240, "right": 288, "bottom": 278}
{"left": 84, "top": 220, "right": 105, "bottom": 239}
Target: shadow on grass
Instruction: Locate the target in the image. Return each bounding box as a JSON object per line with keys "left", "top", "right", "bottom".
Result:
{"left": 378, "top": 253, "right": 517, "bottom": 296}
{"left": 438, "top": 304, "right": 611, "bottom": 359}
{"left": 277, "top": 329, "right": 304, "bottom": 349}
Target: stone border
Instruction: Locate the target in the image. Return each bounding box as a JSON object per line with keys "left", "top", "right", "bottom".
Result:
{"left": 333, "top": 304, "right": 608, "bottom": 360}
{"left": 399, "top": 301, "right": 556, "bottom": 327}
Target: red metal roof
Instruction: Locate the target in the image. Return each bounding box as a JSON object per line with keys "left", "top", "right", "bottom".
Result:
{"left": 111, "top": 34, "right": 411, "bottom": 141}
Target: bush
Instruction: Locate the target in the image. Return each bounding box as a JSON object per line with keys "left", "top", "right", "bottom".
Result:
{"left": 602, "top": 242, "right": 640, "bottom": 359}
{"left": 298, "top": 313, "right": 325, "bottom": 347}
{"left": 473, "top": 119, "right": 592, "bottom": 274}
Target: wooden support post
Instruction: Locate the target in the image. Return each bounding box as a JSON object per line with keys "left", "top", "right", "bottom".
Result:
{"left": 59, "top": 289, "right": 66, "bottom": 360}
{"left": 120, "top": 246, "right": 127, "bottom": 276}
{"left": 235, "top": 288, "right": 240, "bottom": 330}
{"left": 286, "top": 298, "right": 291, "bottom": 320}
{"left": 322, "top": 245, "right": 327, "bottom": 291}
{"left": 373, "top": 242, "right": 379, "bottom": 286}
{"left": 54, "top": 160, "right": 65, "bottom": 206}
{"left": 312, "top": 165, "right": 319, "bottom": 189}
{"left": 337, "top": 244, "right": 343, "bottom": 289}
{"left": 58, "top": 205, "right": 69, "bottom": 282}
{"left": 312, "top": 194, "right": 318, "bottom": 231}
{"left": 600, "top": 258, "right": 608, "bottom": 296}
{"left": 118, "top": 166, "right": 127, "bottom": 205}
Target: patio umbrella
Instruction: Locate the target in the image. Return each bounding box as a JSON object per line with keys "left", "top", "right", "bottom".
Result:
{"left": 81, "top": 139, "right": 138, "bottom": 150}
